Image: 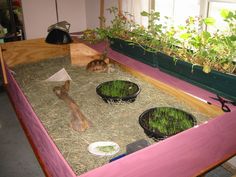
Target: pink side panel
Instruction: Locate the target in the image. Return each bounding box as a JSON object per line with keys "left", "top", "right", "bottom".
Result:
{"left": 80, "top": 111, "right": 236, "bottom": 177}
{"left": 6, "top": 67, "right": 77, "bottom": 177}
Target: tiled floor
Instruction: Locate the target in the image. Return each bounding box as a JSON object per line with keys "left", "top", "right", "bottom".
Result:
{"left": 205, "top": 166, "right": 232, "bottom": 177}
{"left": 0, "top": 86, "right": 234, "bottom": 177}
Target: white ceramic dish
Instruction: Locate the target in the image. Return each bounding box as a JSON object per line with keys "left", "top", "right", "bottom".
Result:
{"left": 88, "top": 141, "right": 120, "bottom": 156}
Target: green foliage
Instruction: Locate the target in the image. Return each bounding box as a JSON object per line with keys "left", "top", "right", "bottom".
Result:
{"left": 83, "top": 7, "right": 236, "bottom": 74}
{"left": 148, "top": 108, "right": 194, "bottom": 136}
{"left": 0, "top": 25, "right": 6, "bottom": 36}
{"left": 203, "top": 17, "right": 216, "bottom": 25}
{"left": 99, "top": 80, "right": 138, "bottom": 98}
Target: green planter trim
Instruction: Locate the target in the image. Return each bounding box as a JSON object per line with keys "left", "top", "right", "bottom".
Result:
{"left": 109, "top": 37, "right": 236, "bottom": 101}
{"left": 109, "top": 37, "right": 159, "bottom": 67}
{"left": 157, "top": 53, "right": 236, "bottom": 102}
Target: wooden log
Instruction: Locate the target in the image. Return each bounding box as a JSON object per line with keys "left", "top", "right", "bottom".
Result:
{"left": 53, "top": 80, "right": 91, "bottom": 132}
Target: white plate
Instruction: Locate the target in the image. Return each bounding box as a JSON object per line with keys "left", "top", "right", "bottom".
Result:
{"left": 88, "top": 141, "right": 120, "bottom": 156}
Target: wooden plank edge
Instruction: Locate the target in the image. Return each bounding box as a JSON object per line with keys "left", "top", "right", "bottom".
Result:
{"left": 0, "top": 47, "right": 8, "bottom": 84}
{"left": 6, "top": 88, "right": 51, "bottom": 177}
{"left": 4, "top": 76, "right": 51, "bottom": 177}
{"left": 1, "top": 38, "right": 70, "bottom": 68}
{"left": 197, "top": 152, "right": 236, "bottom": 176}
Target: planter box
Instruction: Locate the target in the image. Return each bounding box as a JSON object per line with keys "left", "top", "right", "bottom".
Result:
{"left": 157, "top": 52, "right": 236, "bottom": 102}
{"left": 109, "top": 37, "right": 159, "bottom": 67}
{"left": 109, "top": 37, "right": 236, "bottom": 101}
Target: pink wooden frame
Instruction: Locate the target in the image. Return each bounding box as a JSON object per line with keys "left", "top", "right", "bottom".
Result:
{"left": 5, "top": 67, "right": 76, "bottom": 177}
{"left": 4, "top": 43, "right": 236, "bottom": 177}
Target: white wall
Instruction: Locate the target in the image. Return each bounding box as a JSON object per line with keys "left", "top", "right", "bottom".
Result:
{"left": 57, "top": 0, "right": 86, "bottom": 33}
{"left": 21, "top": 0, "right": 87, "bottom": 39}
{"left": 85, "top": 0, "right": 100, "bottom": 29}
{"left": 104, "top": 0, "right": 118, "bottom": 27}
{"left": 21, "top": 0, "right": 119, "bottom": 39}
{"left": 21, "top": 0, "right": 56, "bottom": 39}
{"left": 85, "top": 0, "right": 118, "bottom": 29}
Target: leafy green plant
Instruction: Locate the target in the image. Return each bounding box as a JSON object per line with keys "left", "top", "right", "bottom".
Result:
{"left": 106, "top": 7, "right": 135, "bottom": 39}
{"left": 139, "top": 9, "right": 236, "bottom": 74}
{"left": 98, "top": 80, "right": 138, "bottom": 97}
{"left": 0, "top": 25, "right": 6, "bottom": 36}
{"left": 174, "top": 14, "right": 235, "bottom": 73}
{"left": 83, "top": 7, "right": 236, "bottom": 74}
{"left": 148, "top": 107, "right": 195, "bottom": 136}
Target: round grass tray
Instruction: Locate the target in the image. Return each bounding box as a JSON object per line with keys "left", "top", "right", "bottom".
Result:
{"left": 139, "top": 107, "right": 197, "bottom": 141}
{"left": 96, "top": 80, "right": 140, "bottom": 103}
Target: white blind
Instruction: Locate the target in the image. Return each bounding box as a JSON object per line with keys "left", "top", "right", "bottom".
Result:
{"left": 155, "top": 0, "right": 201, "bottom": 27}
{"left": 122, "top": 0, "right": 149, "bottom": 25}
{"left": 208, "top": 1, "right": 236, "bottom": 33}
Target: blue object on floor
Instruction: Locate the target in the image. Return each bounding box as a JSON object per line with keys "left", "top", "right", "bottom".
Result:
{"left": 109, "top": 139, "right": 150, "bottom": 163}
{"left": 109, "top": 154, "right": 126, "bottom": 162}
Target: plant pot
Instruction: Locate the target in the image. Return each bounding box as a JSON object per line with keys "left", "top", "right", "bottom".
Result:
{"left": 96, "top": 80, "right": 141, "bottom": 103}
{"left": 109, "top": 37, "right": 159, "bottom": 67}
{"left": 139, "top": 107, "right": 197, "bottom": 141}
{"left": 157, "top": 53, "right": 236, "bottom": 102}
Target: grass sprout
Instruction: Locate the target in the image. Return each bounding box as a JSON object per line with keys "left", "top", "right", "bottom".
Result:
{"left": 148, "top": 107, "right": 195, "bottom": 136}
{"left": 98, "top": 80, "right": 138, "bottom": 97}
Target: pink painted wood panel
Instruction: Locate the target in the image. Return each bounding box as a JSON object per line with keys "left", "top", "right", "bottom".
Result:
{"left": 80, "top": 110, "right": 236, "bottom": 177}
{"left": 5, "top": 67, "right": 77, "bottom": 177}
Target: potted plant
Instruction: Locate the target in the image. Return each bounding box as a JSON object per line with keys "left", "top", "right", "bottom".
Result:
{"left": 82, "top": 7, "right": 161, "bottom": 67}
{"left": 106, "top": 7, "right": 160, "bottom": 67}
{"left": 139, "top": 107, "right": 197, "bottom": 140}
{"left": 96, "top": 80, "right": 141, "bottom": 103}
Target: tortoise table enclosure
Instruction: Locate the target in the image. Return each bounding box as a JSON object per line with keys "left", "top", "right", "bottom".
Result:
{"left": 12, "top": 56, "right": 210, "bottom": 175}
